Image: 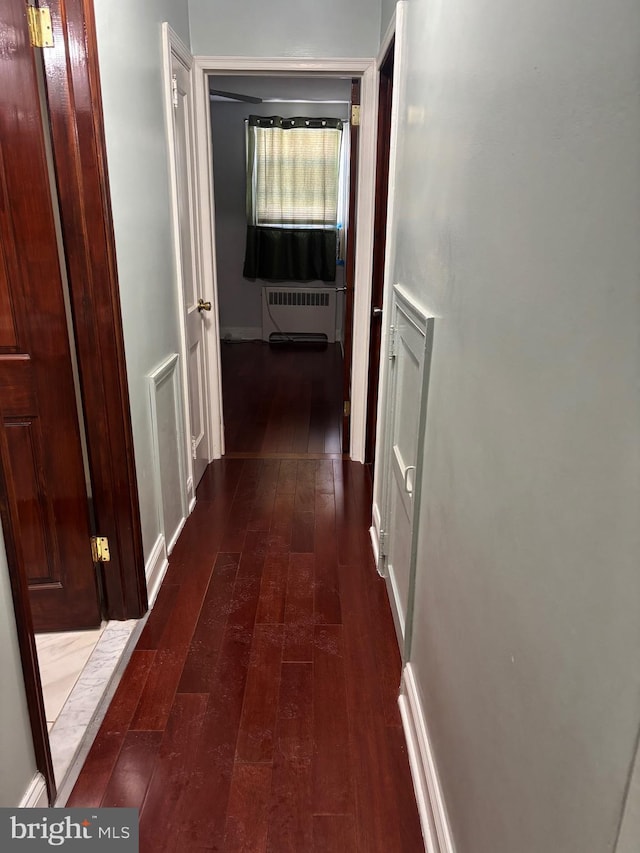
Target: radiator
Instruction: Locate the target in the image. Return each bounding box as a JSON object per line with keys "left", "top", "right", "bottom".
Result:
{"left": 261, "top": 286, "right": 337, "bottom": 343}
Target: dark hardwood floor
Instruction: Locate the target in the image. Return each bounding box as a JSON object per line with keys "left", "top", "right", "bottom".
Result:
{"left": 221, "top": 341, "right": 343, "bottom": 455}
{"left": 67, "top": 346, "right": 423, "bottom": 851}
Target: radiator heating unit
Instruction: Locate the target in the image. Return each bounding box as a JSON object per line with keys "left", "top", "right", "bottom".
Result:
{"left": 261, "top": 286, "right": 337, "bottom": 343}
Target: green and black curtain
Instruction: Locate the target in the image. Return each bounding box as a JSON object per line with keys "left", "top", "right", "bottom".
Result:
{"left": 243, "top": 115, "right": 343, "bottom": 282}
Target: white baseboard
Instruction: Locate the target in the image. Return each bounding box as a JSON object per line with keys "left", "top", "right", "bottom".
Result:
{"left": 386, "top": 565, "right": 406, "bottom": 647}
{"left": 371, "top": 501, "right": 385, "bottom": 577}
{"left": 220, "top": 326, "right": 262, "bottom": 341}
{"left": 188, "top": 494, "right": 197, "bottom": 514}
{"left": 372, "top": 500, "right": 382, "bottom": 533}
{"left": 369, "top": 525, "right": 380, "bottom": 567}
{"left": 20, "top": 773, "right": 48, "bottom": 808}
{"left": 399, "top": 664, "right": 455, "bottom": 853}
{"left": 145, "top": 534, "right": 169, "bottom": 608}
{"left": 166, "top": 515, "right": 186, "bottom": 557}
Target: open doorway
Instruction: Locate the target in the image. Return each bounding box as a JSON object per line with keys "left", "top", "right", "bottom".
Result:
{"left": 177, "top": 53, "right": 377, "bottom": 467}
{"left": 207, "top": 75, "right": 356, "bottom": 457}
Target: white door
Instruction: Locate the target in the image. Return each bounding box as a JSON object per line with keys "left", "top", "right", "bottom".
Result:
{"left": 169, "top": 44, "right": 211, "bottom": 491}
{"left": 382, "top": 287, "right": 431, "bottom": 643}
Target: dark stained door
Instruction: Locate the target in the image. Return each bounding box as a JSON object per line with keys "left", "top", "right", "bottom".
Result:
{"left": 0, "top": 1, "right": 101, "bottom": 631}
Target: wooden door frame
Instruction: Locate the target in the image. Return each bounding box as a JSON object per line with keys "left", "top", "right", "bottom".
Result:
{"left": 37, "top": 0, "right": 147, "bottom": 621}
{"left": 191, "top": 55, "right": 379, "bottom": 464}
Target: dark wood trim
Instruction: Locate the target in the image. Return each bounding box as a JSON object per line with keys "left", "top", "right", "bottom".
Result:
{"left": 0, "top": 420, "right": 56, "bottom": 805}
{"left": 39, "top": 0, "right": 147, "bottom": 620}
{"left": 365, "top": 40, "right": 395, "bottom": 465}
{"left": 342, "top": 78, "right": 361, "bottom": 454}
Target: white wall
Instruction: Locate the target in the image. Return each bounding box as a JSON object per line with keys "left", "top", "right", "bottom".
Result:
{"left": 0, "top": 526, "right": 38, "bottom": 806}
{"left": 388, "top": 0, "right": 640, "bottom": 850}
{"left": 210, "top": 97, "right": 350, "bottom": 337}
{"left": 188, "top": 0, "right": 380, "bottom": 58}
{"left": 93, "top": 0, "right": 191, "bottom": 560}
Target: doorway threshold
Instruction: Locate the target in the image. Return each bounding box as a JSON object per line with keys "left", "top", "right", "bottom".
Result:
{"left": 47, "top": 616, "right": 147, "bottom": 805}
{"left": 224, "top": 451, "right": 347, "bottom": 461}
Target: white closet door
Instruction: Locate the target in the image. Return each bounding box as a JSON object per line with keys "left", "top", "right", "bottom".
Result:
{"left": 382, "top": 286, "right": 433, "bottom": 644}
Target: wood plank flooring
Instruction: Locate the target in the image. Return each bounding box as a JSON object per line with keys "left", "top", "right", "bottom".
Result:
{"left": 67, "top": 458, "right": 422, "bottom": 851}
{"left": 221, "top": 341, "right": 343, "bottom": 455}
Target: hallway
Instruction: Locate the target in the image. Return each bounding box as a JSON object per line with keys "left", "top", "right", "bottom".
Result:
{"left": 66, "top": 456, "right": 423, "bottom": 851}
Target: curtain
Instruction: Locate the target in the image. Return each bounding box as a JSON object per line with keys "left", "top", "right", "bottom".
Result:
{"left": 243, "top": 115, "right": 343, "bottom": 282}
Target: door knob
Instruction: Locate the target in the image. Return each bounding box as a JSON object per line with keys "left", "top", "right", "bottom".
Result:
{"left": 197, "top": 298, "right": 212, "bottom": 312}
{"left": 372, "top": 307, "right": 383, "bottom": 317}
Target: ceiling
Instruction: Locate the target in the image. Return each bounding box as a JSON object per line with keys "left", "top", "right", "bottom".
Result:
{"left": 208, "top": 75, "right": 352, "bottom": 104}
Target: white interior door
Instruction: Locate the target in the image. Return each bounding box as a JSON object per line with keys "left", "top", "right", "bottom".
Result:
{"left": 382, "top": 288, "right": 429, "bottom": 642}
{"left": 168, "top": 39, "right": 211, "bottom": 492}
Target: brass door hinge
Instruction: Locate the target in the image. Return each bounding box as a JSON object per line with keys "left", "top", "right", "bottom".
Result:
{"left": 343, "top": 400, "right": 351, "bottom": 417}
{"left": 351, "top": 104, "right": 360, "bottom": 127}
{"left": 27, "top": 5, "right": 54, "bottom": 48}
{"left": 90, "top": 536, "right": 111, "bottom": 563}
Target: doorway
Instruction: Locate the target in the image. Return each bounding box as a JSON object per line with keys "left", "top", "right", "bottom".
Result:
{"left": 207, "top": 74, "right": 354, "bottom": 457}
{"left": 183, "top": 55, "right": 378, "bottom": 466}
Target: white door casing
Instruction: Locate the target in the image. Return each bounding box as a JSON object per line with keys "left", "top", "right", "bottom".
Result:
{"left": 190, "top": 55, "right": 378, "bottom": 464}
{"left": 162, "top": 25, "right": 213, "bottom": 501}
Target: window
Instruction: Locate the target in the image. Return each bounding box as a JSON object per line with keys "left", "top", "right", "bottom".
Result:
{"left": 246, "top": 116, "right": 344, "bottom": 228}
{"left": 243, "top": 115, "right": 347, "bottom": 282}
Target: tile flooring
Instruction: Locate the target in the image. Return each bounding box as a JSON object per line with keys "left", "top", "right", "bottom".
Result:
{"left": 35, "top": 627, "right": 105, "bottom": 730}
{"left": 35, "top": 619, "right": 144, "bottom": 801}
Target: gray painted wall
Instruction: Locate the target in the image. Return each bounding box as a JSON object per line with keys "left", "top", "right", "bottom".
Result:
{"left": 210, "top": 96, "right": 350, "bottom": 335}
{"left": 617, "top": 741, "right": 640, "bottom": 853}
{"left": 188, "top": 0, "right": 380, "bottom": 58}
{"left": 379, "top": 0, "right": 396, "bottom": 42}
{"left": 0, "top": 526, "right": 38, "bottom": 806}
{"left": 93, "top": 0, "right": 191, "bottom": 559}
{"left": 389, "top": 0, "right": 640, "bottom": 850}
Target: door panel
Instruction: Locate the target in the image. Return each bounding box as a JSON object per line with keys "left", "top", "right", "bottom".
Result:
{"left": 171, "top": 53, "right": 210, "bottom": 489}
{"left": 188, "top": 336, "right": 205, "bottom": 452}
{"left": 0, "top": 0, "right": 100, "bottom": 631}
{"left": 383, "top": 290, "right": 430, "bottom": 641}
{"left": 5, "top": 421, "right": 56, "bottom": 584}
{"left": 0, "top": 243, "right": 18, "bottom": 345}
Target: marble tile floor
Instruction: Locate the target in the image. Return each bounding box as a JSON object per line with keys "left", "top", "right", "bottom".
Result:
{"left": 36, "top": 627, "right": 106, "bottom": 730}
{"left": 34, "top": 617, "right": 147, "bottom": 803}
